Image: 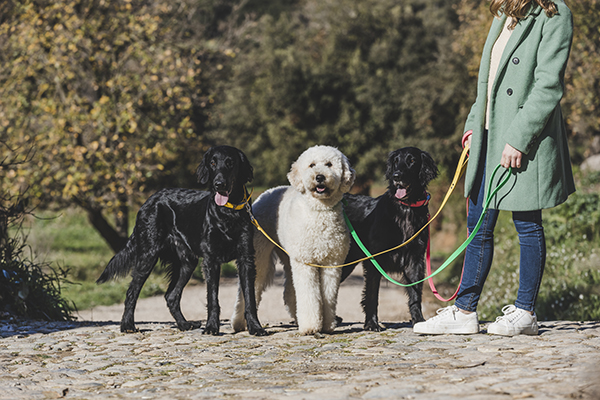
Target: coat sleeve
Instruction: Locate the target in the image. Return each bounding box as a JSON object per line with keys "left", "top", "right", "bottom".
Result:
{"left": 505, "top": 6, "right": 573, "bottom": 154}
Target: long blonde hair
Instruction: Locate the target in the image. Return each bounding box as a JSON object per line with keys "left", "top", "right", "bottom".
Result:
{"left": 490, "top": 0, "right": 558, "bottom": 28}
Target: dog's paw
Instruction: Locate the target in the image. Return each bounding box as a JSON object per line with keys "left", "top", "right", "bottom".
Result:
{"left": 231, "top": 319, "right": 247, "bottom": 333}
{"left": 249, "top": 326, "right": 268, "bottom": 336}
{"left": 120, "top": 322, "right": 139, "bottom": 333}
{"left": 298, "top": 326, "right": 321, "bottom": 336}
{"left": 335, "top": 315, "right": 343, "bottom": 326}
{"left": 364, "top": 320, "right": 384, "bottom": 332}
{"left": 177, "top": 320, "right": 202, "bottom": 331}
{"left": 203, "top": 323, "right": 220, "bottom": 336}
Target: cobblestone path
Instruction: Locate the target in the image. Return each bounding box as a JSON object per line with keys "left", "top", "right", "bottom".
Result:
{"left": 1, "top": 319, "right": 599, "bottom": 399}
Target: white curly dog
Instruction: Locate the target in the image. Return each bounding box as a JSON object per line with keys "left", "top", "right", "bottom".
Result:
{"left": 231, "top": 145, "right": 356, "bottom": 335}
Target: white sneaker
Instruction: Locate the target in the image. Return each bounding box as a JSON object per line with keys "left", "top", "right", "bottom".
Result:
{"left": 413, "top": 305, "right": 480, "bottom": 335}
{"left": 487, "top": 305, "right": 539, "bottom": 336}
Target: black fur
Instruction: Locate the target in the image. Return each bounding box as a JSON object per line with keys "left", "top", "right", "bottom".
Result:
{"left": 341, "top": 147, "right": 439, "bottom": 331}
{"left": 97, "top": 145, "right": 266, "bottom": 336}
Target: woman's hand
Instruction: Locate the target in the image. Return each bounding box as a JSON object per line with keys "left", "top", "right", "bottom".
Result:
{"left": 462, "top": 130, "right": 472, "bottom": 150}
{"left": 501, "top": 143, "right": 522, "bottom": 169}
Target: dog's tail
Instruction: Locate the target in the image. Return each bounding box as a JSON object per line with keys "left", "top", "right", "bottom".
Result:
{"left": 96, "top": 233, "right": 136, "bottom": 284}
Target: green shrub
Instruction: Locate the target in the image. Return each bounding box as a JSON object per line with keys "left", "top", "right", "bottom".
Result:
{"left": 0, "top": 227, "right": 75, "bottom": 321}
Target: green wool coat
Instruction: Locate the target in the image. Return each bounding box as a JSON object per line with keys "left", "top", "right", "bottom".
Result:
{"left": 463, "top": 0, "right": 576, "bottom": 211}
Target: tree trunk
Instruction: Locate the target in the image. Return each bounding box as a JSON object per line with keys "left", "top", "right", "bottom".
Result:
{"left": 115, "top": 203, "right": 129, "bottom": 239}
{"left": 0, "top": 209, "right": 8, "bottom": 256}
{"left": 86, "top": 208, "right": 128, "bottom": 254}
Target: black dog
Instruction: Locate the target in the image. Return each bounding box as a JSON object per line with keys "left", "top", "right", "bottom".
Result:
{"left": 97, "top": 145, "right": 266, "bottom": 336}
{"left": 342, "top": 147, "right": 438, "bottom": 331}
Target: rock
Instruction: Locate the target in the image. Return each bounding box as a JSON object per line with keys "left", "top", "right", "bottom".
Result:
{"left": 581, "top": 154, "right": 600, "bottom": 172}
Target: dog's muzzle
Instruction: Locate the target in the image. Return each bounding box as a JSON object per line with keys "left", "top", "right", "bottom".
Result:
{"left": 312, "top": 174, "right": 330, "bottom": 195}
{"left": 393, "top": 178, "right": 409, "bottom": 200}
{"left": 214, "top": 178, "right": 231, "bottom": 206}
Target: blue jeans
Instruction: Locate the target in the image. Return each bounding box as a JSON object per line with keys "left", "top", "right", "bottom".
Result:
{"left": 454, "top": 169, "right": 546, "bottom": 313}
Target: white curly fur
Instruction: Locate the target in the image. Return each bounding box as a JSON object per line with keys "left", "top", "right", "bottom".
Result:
{"left": 231, "top": 146, "right": 355, "bottom": 335}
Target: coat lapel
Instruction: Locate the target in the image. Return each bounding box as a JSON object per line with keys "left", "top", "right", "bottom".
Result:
{"left": 496, "top": 5, "right": 543, "bottom": 81}
{"left": 480, "top": 15, "right": 507, "bottom": 85}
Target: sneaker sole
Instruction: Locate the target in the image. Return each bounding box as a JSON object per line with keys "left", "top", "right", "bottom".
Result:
{"left": 413, "top": 324, "right": 480, "bottom": 335}
{"left": 487, "top": 324, "right": 538, "bottom": 336}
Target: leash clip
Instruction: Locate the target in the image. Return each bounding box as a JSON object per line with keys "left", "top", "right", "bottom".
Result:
{"left": 245, "top": 202, "right": 256, "bottom": 223}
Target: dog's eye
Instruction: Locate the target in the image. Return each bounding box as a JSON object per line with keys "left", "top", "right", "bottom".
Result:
{"left": 407, "top": 156, "right": 415, "bottom": 166}
{"left": 325, "top": 162, "right": 332, "bottom": 168}
{"left": 210, "top": 160, "right": 216, "bottom": 168}
{"left": 309, "top": 163, "right": 315, "bottom": 168}
{"left": 225, "top": 159, "right": 233, "bottom": 168}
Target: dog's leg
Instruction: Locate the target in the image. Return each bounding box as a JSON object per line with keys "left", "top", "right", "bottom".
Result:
{"left": 404, "top": 260, "right": 425, "bottom": 324}
{"left": 236, "top": 253, "right": 267, "bottom": 336}
{"left": 121, "top": 254, "right": 158, "bottom": 333}
{"left": 231, "top": 285, "right": 247, "bottom": 332}
{"left": 282, "top": 256, "right": 297, "bottom": 322}
{"left": 231, "top": 240, "right": 275, "bottom": 332}
{"left": 165, "top": 259, "right": 202, "bottom": 331}
{"left": 291, "top": 262, "right": 323, "bottom": 335}
{"left": 362, "top": 261, "right": 383, "bottom": 332}
{"left": 320, "top": 267, "right": 342, "bottom": 333}
{"left": 202, "top": 258, "right": 221, "bottom": 335}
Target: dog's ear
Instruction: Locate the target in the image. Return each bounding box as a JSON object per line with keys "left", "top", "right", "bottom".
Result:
{"left": 340, "top": 154, "right": 356, "bottom": 193}
{"left": 419, "top": 150, "right": 439, "bottom": 185}
{"left": 287, "top": 160, "right": 305, "bottom": 193}
{"left": 196, "top": 147, "right": 213, "bottom": 185}
{"left": 237, "top": 149, "right": 254, "bottom": 184}
{"left": 385, "top": 150, "right": 399, "bottom": 182}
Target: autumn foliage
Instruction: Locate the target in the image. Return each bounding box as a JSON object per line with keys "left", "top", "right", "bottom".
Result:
{"left": 0, "top": 0, "right": 215, "bottom": 251}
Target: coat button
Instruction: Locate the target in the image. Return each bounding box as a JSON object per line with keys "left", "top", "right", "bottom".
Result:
{"left": 507, "top": 88, "right": 513, "bottom": 96}
{"left": 512, "top": 57, "right": 520, "bottom": 64}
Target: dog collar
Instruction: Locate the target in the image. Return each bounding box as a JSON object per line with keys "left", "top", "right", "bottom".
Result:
{"left": 222, "top": 187, "right": 253, "bottom": 210}
{"left": 398, "top": 192, "right": 430, "bottom": 208}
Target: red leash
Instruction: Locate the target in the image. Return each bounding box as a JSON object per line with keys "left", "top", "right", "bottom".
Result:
{"left": 398, "top": 193, "right": 464, "bottom": 300}
{"left": 425, "top": 201, "right": 468, "bottom": 302}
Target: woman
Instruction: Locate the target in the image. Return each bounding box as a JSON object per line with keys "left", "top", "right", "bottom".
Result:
{"left": 414, "top": 0, "right": 575, "bottom": 336}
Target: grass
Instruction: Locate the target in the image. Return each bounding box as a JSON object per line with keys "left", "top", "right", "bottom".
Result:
{"left": 20, "top": 208, "right": 164, "bottom": 311}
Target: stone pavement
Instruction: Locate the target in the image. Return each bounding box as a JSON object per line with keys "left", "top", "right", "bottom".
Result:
{"left": 1, "top": 317, "right": 599, "bottom": 399}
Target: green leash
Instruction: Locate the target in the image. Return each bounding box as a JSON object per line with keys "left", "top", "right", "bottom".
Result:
{"left": 343, "top": 164, "right": 512, "bottom": 287}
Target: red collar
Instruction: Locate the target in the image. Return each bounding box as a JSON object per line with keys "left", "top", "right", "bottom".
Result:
{"left": 398, "top": 192, "right": 430, "bottom": 208}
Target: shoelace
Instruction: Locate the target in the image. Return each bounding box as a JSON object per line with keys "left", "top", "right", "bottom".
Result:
{"left": 430, "top": 306, "right": 458, "bottom": 320}
{"left": 495, "top": 305, "right": 520, "bottom": 323}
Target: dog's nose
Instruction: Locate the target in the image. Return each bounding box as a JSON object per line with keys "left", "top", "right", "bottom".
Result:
{"left": 393, "top": 172, "right": 402, "bottom": 181}
{"left": 316, "top": 174, "right": 326, "bottom": 183}
{"left": 214, "top": 179, "right": 227, "bottom": 190}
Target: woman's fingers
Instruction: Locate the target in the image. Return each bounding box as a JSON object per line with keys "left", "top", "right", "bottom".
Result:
{"left": 501, "top": 143, "right": 522, "bottom": 169}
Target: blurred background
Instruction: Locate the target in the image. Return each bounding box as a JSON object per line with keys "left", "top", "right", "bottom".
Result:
{"left": 1, "top": 0, "right": 598, "bottom": 323}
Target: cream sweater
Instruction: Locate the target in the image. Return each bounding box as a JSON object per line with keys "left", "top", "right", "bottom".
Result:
{"left": 486, "top": 17, "right": 514, "bottom": 130}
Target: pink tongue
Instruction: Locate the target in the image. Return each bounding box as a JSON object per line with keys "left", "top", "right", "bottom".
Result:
{"left": 395, "top": 188, "right": 407, "bottom": 199}
{"left": 215, "top": 192, "right": 229, "bottom": 206}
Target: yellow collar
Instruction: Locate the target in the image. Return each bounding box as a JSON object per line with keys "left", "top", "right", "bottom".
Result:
{"left": 222, "top": 187, "right": 253, "bottom": 210}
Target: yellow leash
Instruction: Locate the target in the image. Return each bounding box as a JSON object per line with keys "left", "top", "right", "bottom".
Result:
{"left": 248, "top": 145, "right": 470, "bottom": 268}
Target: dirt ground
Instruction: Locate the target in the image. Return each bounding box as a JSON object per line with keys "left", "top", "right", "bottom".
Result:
{"left": 76, "top": 267, "right": 445, "bottom": 328}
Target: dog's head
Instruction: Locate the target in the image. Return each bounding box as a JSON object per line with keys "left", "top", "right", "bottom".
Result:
{"left": 287, "top": 145, "right": 355, "bottom": 204}
{"left": 385, "top": 147, "right": 438, "bottom": 202}
{"left": 196, "top": 145, "right": 253, "bottom": 206}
